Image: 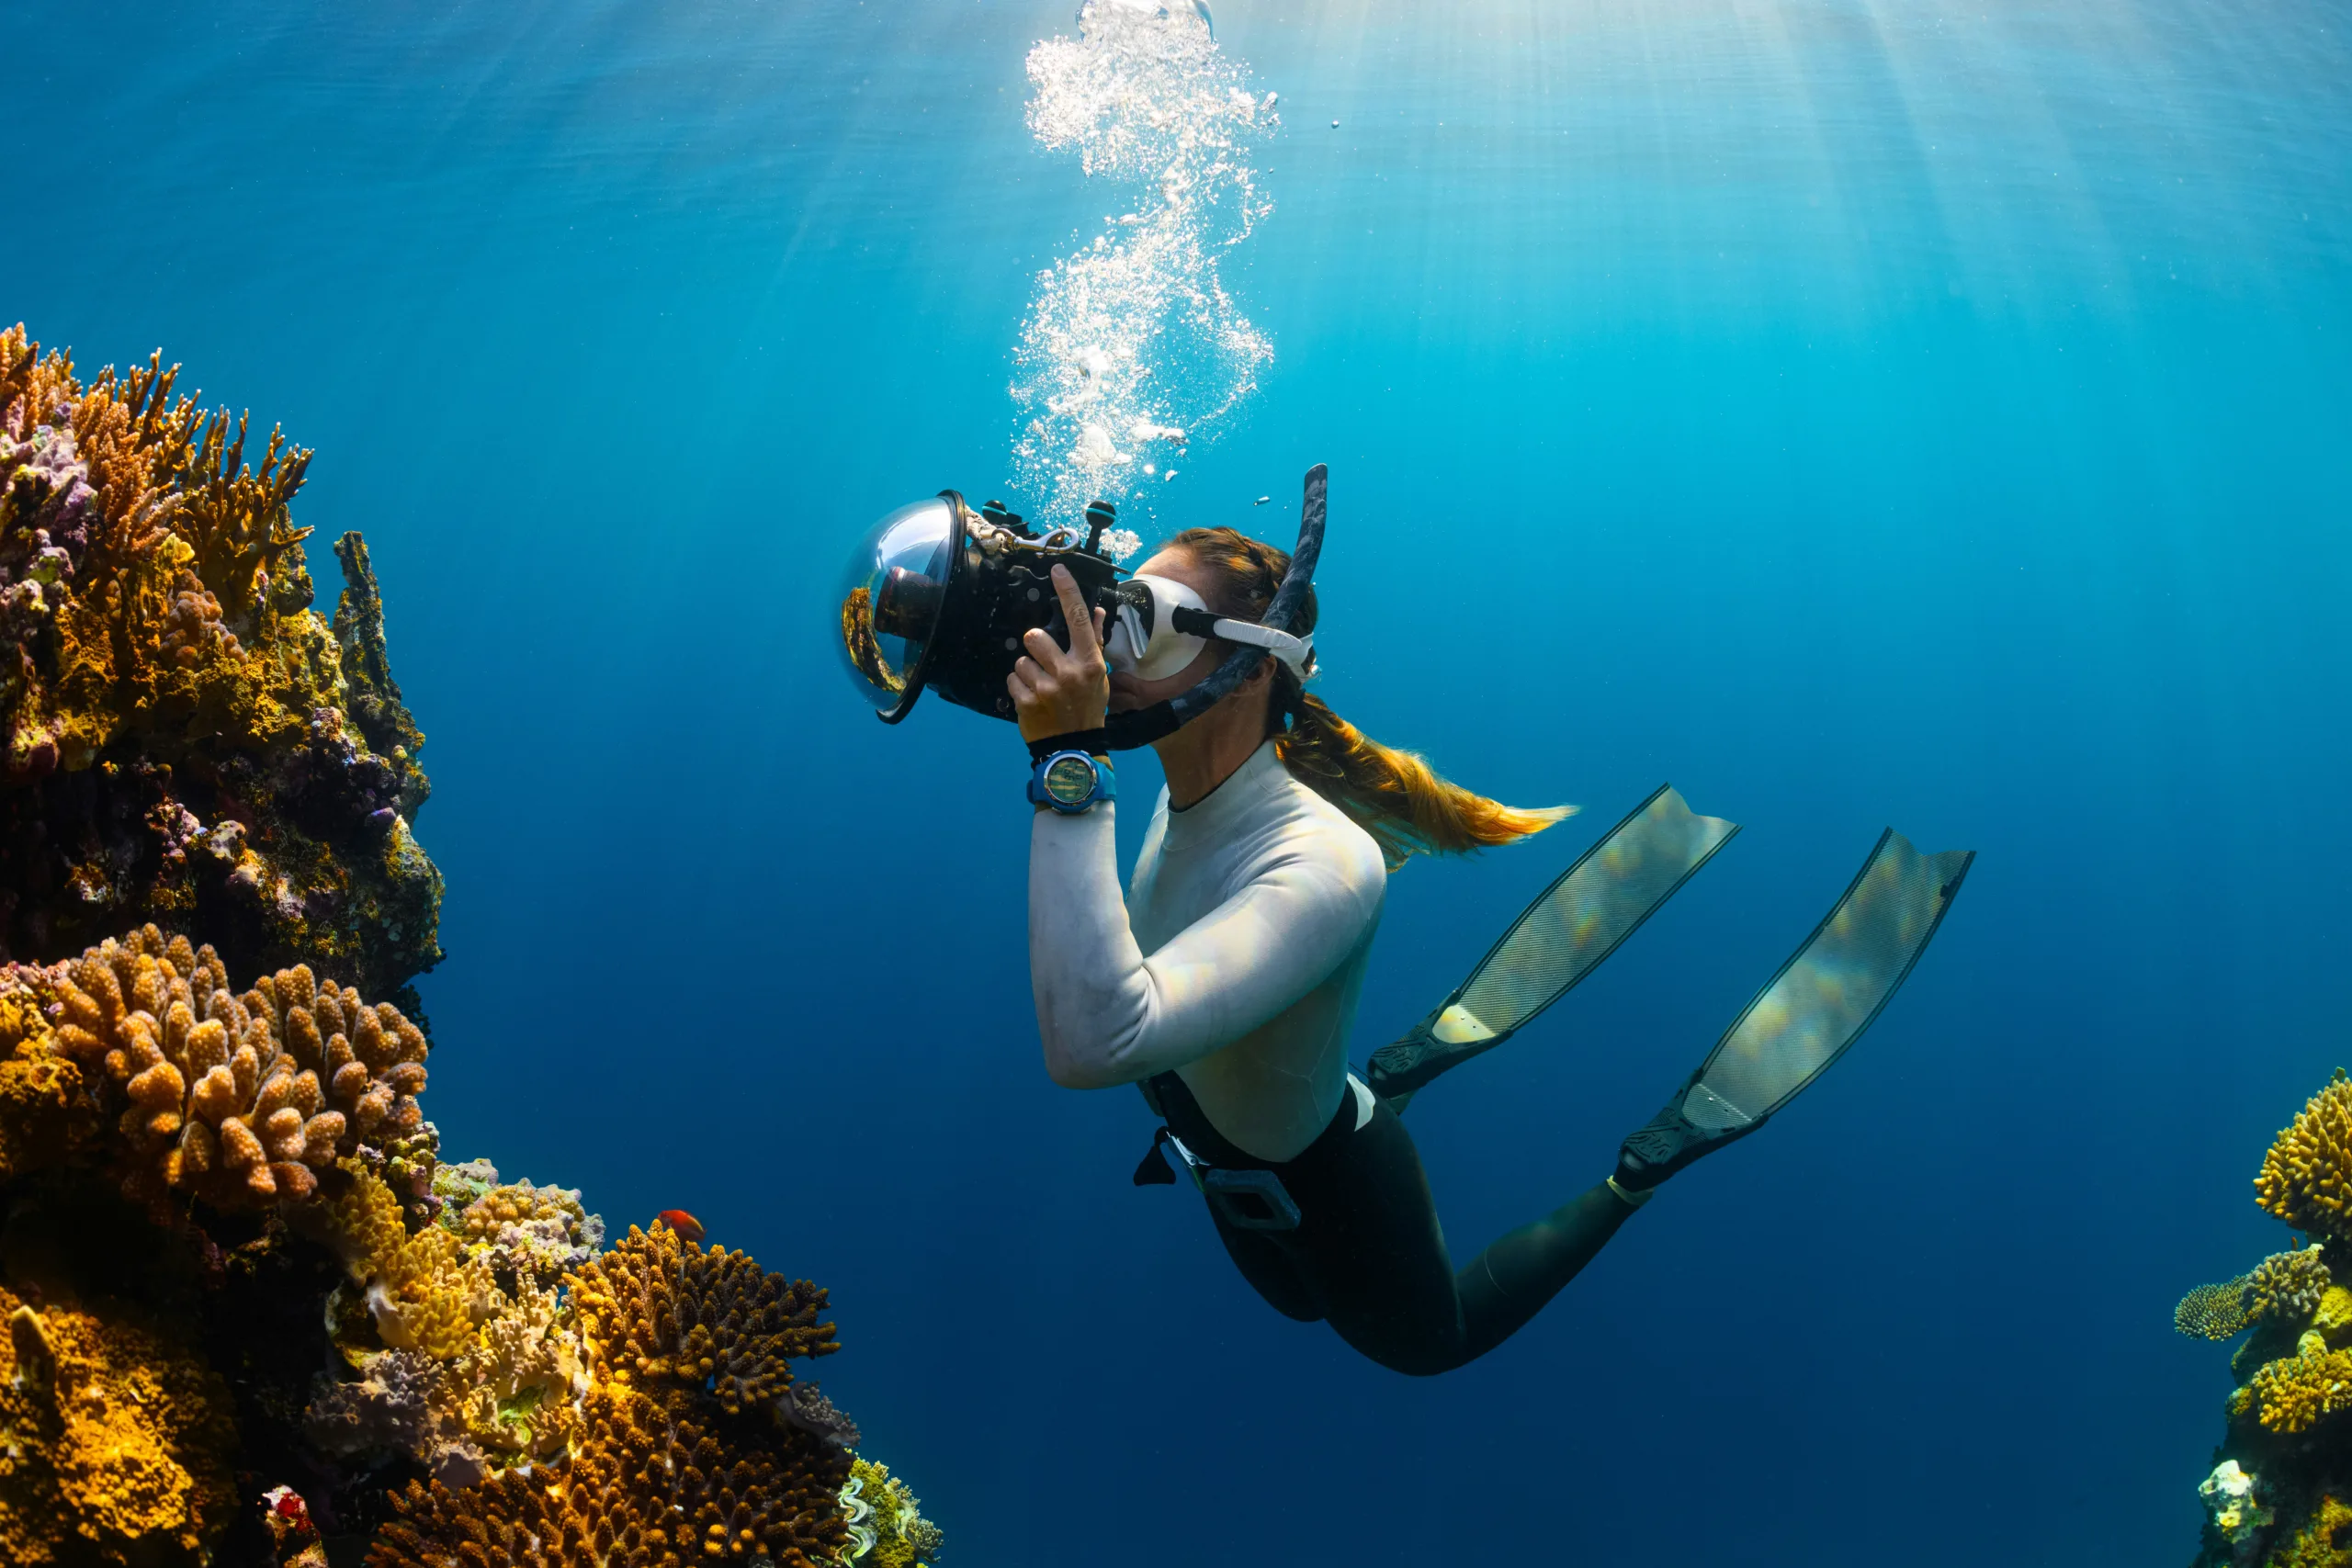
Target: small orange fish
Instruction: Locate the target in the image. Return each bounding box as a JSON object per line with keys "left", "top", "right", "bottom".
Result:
{"left": 654, "top": 1209, "right": 705, "bottom": 1244}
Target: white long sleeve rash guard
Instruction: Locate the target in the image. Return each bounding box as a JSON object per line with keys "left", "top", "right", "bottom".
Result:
{"left": 1028, "top": 739, "right": 1389, "bottom": 1162}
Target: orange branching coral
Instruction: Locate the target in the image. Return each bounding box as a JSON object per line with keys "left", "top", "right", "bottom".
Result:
{"left": 571, "top": 1223, "right": 841, "bottom": 1416}
{"left": 2248, "top": 1333, "right": 2352, "bottom": 1435}
{"left": 2257, "top": 1068, "right": 2352, "bottom": 1243}
{"left": 0, "top": 322, "right": 440, "bottom": 998}
{"left": 369, "top": 1384, "right": 853, "bottom": 1568}
{"left": 33, "top": 925, "right": 429, "bottom": 1207}
{"left": 0, "top": 1280, "right": 238, "bottom": 1568}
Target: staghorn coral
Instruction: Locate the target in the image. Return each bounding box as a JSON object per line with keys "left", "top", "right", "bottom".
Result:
{"left": 2182, "top": 1277, "right": 2257, "bottom": 1340}
{"left": 2257, "top": 1069, "right": 2352, "bottom": 1245}
{"left": 841, "top": 1458, "right": 944, "bottom": 1568}
{"left": 571, "top": 1222, "right": 840, "bottom": 1416}
{"left": 24, "top": 924, "right": 431, "bottom": 1208}
{"left": 2254, "top": 1247, "right": 2335, "bottom": 1325}
{"left": 0, "top": 323, "right": 440, "bottom": 998}
{"left": 0, "top": 1280, "right": 238, "bottom": 1568}
{"left": 368, "top": 1382, "right": 853, "bottom": 1568}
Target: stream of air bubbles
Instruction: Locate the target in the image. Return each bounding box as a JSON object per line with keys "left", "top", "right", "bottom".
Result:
{"left": 1010, "top": 0, "right": 1279, "bottom": 552}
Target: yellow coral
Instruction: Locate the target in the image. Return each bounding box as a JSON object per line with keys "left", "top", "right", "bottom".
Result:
{"left": 0, "top": 968, "right": 98, "bottom": 1180}
{"left": 370, "top": 1384, "right": 852, "bottom": 1568}
{"left": 2248, "top": 1334, "right": 2352, "bottom": 1434}
{"left": 35, "top": 925, "right": 429, "bottom": 1208}
{"left": 2257, "top": 1068, "right": 2352, "bottom": 1243}
{"left": 842, "top": 1458, "right": 945, "bottom": 1568}
{"left": 325, "top": 1167, "right": 483, "bottom": 1359}
{"left": 0, "top": 1281, "right": 237, "bottom": 1567}
{"left": 451, "top": 1271, "right": 586, "bottom": 1463}
{"left": 2177, "top": 1277, "right": 2254, "bottom": 1339}
{"left": 2270, "top": 1494, "right": 2352, "bottom": 1568}
{"left": 2317, "top": 1285, "right": 2352, "bottom": 1347}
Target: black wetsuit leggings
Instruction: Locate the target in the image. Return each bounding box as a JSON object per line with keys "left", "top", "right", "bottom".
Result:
{"left": 1148, "top": 1073, "right": 1634, "bottom": 1377}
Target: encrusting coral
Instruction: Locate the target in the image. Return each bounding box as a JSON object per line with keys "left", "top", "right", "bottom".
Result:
{"left": 2258, "top": 1070, "right": 2352, "bottom": 1245}
{"left": 0, "top": 325, "right": 440, "bottom": 1001}
{"left": 0, "top": 1280, "right": 238, "bottom": 1567}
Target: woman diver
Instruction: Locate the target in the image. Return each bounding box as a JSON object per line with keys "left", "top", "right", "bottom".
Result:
{"left": 1012, "top": 525, "right": 1657, "bottom": 1375}
{"left": 839, "top": 466, "right": 1970, "bottom": 1375}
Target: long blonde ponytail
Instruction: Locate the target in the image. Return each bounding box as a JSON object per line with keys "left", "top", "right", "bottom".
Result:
{"left": 1165, "top": 527, "right": 1571, "bottom": 869}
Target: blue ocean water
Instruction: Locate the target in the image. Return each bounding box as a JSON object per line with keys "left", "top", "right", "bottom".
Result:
{"left": 7, "top": 0, "right": 2349, "bottom": 1560}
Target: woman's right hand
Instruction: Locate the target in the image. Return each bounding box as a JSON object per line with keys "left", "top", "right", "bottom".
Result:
{"left": 1009, "top": 564, "right": 1111, "bottom": 744}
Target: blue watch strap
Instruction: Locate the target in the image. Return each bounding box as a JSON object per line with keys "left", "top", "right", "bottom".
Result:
{"left": 1028, "top": 750, "right": 1115, "bottom": 813}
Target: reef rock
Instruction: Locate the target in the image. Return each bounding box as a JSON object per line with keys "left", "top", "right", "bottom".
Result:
{"left": 1, "top": 326, "right": 441, "bottom": 1003}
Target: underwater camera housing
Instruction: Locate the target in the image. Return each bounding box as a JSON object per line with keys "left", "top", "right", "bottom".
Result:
{"left": 837, "top": 491, "right": 1128, "bottom": 726}
{"left": 838, "top": 465, "right": 1326, "bottom": 747}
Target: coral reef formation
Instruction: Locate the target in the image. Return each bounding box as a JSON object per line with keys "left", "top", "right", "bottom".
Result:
{"left": 2177, "top": 1247, "right": 2336, "bottom": 1342}
{"left": 2184, "top": 1070, "right": 2352, "bottom": 1567}
{"left": 0, "top": 325, "right": 938, "bottom": 1568}
{"left": 434, "top": 1156, "right": 605, "bottom": 1291}
{"left": 370, "top": 1225, "right": 857, "bottom": 1568}
{"left": 572, "top": 1221, "right": 840, "bottom": 1417}
{"left": 0, "top": 1280, "right": 239, "bottom": 1567}
{"left": 28, "top": 924, "right": 431, "bottom": 1208}
{"left": 0, "top": 325, "right": 440, "bottom": 1001}
{"left": 841, "top": 1459, "right": 946, "bottom": 1568}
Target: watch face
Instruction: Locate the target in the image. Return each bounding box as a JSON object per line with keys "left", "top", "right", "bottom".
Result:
{"left": 1042, "top": 753, "right": 1098, "bottom": 807}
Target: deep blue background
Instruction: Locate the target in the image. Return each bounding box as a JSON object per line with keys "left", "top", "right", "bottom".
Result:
{"left": 7, "top": 1, "right": 2349, "bottom": 1561}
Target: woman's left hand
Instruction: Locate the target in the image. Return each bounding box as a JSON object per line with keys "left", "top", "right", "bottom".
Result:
{"left": 1009, "top": 565, "right": 1110, "bottom": 744}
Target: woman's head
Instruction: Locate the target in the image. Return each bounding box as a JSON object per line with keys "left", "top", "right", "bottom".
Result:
{"left": 1127, "top": 525, "right": 1569, "bottom": 868}
{"left": 1105, "top": 528, "right": 1301, "bottom": 721}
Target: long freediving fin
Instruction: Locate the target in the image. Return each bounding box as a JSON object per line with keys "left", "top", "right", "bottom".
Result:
{"left": 1615, "top": 827, "right": 1975, "bottom": 1190}
{"left": 1368, "top": 784, "right": 1740, "bottom": 1111}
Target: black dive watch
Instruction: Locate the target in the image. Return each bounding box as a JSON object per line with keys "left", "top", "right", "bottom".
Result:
{"left": 1028, "top": 750, "right": 1115, "bottom": 814}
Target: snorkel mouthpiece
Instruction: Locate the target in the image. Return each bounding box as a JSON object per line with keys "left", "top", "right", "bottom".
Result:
{"left": 834, "top": 464, "right": 1327, "bottom": 743}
